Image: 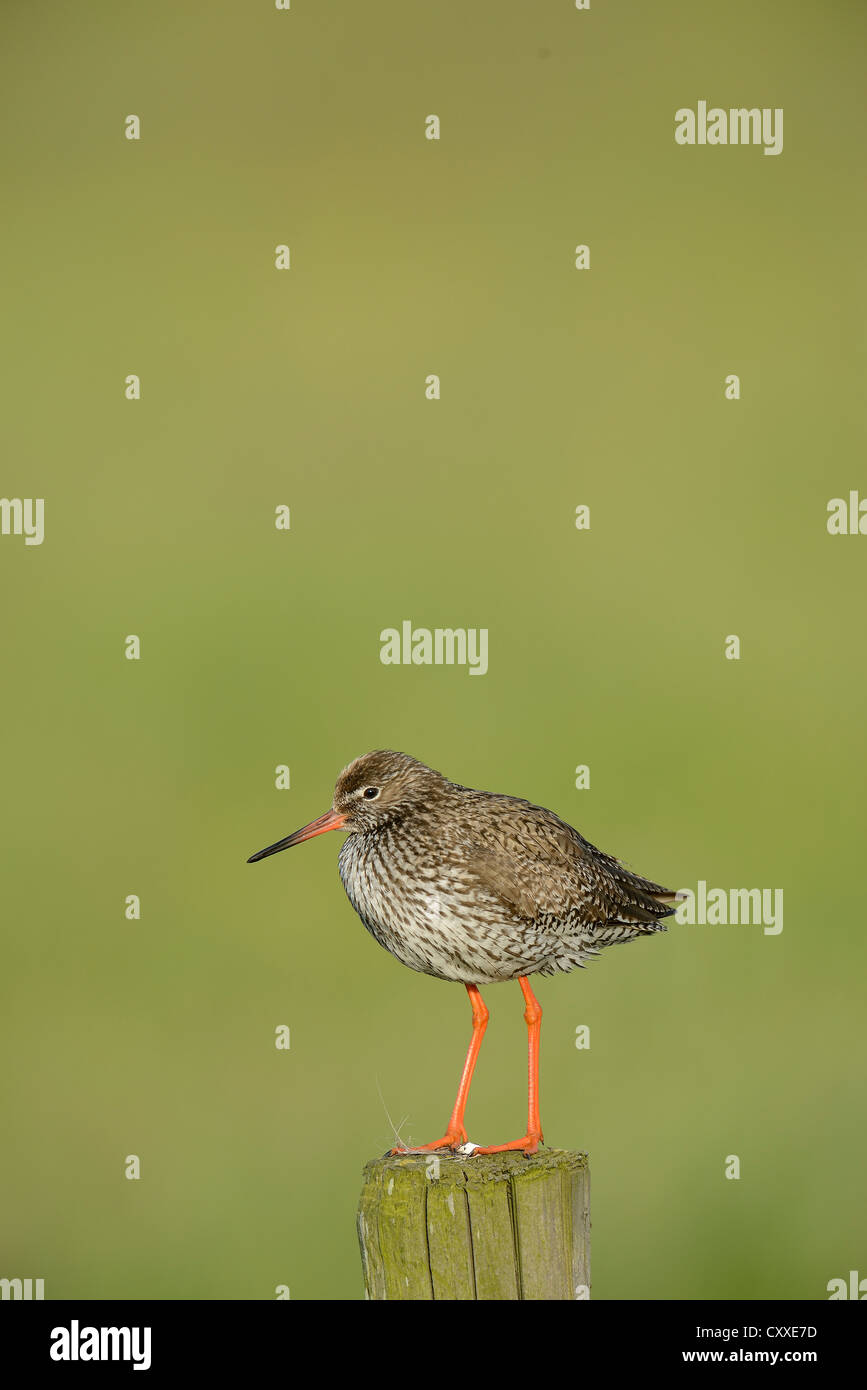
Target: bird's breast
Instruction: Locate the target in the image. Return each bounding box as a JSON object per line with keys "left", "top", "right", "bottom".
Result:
{"left": 338, "top": 828, "right": 451, "bottom": 946}
{"left": 336, "top": 826, "right": 547, "bottom": 984}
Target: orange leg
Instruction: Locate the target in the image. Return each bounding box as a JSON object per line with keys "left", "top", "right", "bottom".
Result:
{"left": 473, "top": 976, "right": 543, "bottom": 1155}
{"left": 391, "top": 984, "right": 489, "bottom": 1154}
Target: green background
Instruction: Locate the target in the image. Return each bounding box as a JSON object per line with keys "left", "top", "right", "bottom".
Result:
{"left": 2, "top": 0, "right": 865, "bottom": 1300}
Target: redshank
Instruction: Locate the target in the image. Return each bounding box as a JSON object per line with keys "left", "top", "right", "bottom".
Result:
{"left": 248, "top": 750, "right": 677, "bottom": 1155}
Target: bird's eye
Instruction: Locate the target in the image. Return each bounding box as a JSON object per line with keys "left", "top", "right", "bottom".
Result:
{"left": 362, "top": 786, "right": 379, "bottom": 800}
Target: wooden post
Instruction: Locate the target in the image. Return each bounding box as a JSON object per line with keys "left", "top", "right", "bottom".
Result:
{"left": 357, "top": 1148, "right": 590, "bottom": 1300}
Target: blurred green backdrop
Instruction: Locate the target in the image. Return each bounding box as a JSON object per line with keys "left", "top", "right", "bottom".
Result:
{"left": 2, "top": 0, "right": 865, "bottom": 1300}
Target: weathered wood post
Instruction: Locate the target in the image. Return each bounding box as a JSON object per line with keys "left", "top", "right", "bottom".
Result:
{"left": 358, "top": 1149, "right": 590, "bottom": 1300}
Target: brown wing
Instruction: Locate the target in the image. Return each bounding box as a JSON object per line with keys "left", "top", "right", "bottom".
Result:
{"left": 460, "top": 798, "right": 675, "bottom": 935}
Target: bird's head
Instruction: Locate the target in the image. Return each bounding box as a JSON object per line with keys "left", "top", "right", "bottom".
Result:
{"left": 247, "top": 750, "right": 448, "bottom": 863}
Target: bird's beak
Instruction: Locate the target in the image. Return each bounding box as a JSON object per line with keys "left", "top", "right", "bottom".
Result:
{"left": 247, "top": 808, "right": 348, "bottom": 863}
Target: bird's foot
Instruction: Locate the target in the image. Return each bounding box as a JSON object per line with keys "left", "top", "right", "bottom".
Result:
{"left": 390, "top": 1129, "right": 467, "bottom": 1156}
{"left": 471, "top": 1132, "right": 542, "bottom": 1156}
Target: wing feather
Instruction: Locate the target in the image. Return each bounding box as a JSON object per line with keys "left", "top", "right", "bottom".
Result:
{"left": 457, "top": 797, "right": 675, "bottom": 937}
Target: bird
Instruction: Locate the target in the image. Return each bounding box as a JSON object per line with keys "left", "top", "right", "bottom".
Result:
{"left": 247, "top": 749, "right": 678, "bottom": 1155}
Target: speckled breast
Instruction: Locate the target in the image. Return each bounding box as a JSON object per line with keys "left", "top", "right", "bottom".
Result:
{"left": 336, "top": 826, "right": 557, "bottom": 985}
